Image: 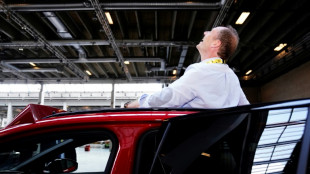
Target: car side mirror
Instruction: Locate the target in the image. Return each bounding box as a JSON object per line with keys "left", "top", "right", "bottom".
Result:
{"left": 46, "top": 158, "right": 78, "bottom": 173}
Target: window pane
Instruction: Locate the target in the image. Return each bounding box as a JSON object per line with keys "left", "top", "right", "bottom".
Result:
{"left": 74, "top": 140, "right": 112, "bottom": 173}
{"left": 290, "top": 108, "right": 308, "bottom": 121}
{"left": 0, "top": 132, "right": 114, "bottom": 173}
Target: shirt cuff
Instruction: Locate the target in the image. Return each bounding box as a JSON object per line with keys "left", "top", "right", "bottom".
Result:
{"left": 138, "top": 94, "right": 150, "bottom": 108}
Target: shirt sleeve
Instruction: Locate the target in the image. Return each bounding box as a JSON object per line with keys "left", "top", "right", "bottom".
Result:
{"left": 238, "top": 89, "right": 250, "bottom": 105}
{"left": 139, "top": 65, "right": 199, "bottom": 108}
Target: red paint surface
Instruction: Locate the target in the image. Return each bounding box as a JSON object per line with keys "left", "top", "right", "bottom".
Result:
{"left": 0, "top": 105, "right": 198, "bottom": 174}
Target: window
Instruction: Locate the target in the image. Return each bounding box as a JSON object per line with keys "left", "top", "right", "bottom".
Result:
{"left": 251, "top": 107, "right": 308, "bottom": 174}
{"left": 0, "top": 130, "right": 117, "bottom": 174}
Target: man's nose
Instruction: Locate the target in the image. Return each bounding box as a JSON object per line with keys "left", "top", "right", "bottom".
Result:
{"left": 204, "top": 31, "right": 210, "bottom": 35}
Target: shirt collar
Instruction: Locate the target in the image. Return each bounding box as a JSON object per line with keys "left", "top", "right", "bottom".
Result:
{"left": 201, "top": 57, "right": 223, "bottom": 63}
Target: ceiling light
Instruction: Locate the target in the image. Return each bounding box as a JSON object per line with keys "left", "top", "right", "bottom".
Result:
{"left": 242, "top": 75, "right": 251, "bottom": 80}
{"left": 29, "top": 62, "right": 36, "bottom": 67}
{"left": 172, "top": 69, "right": 177, "bottom": 75}
{"left": 235, "top": 12, "right": 250, "bottom": 25}
{"left": 124, "top": 61, "right": 130, "bottom": 64}
{"left": 33, "top": 67, "right": 40, "bottom": 70}
{"left": 105, "top": 12, "right": 113, "bottom": 24}
{"left": 18, "top": 48, "right": 24, "bottom": 51}
{"left": 245, "top": 69, "right": 252, "bottom": 75}
{"left": 274, "top": 43, "right": 287, "bottom": 51}
{"left": 85, "top": 70, "right": 92, "bottom": 76}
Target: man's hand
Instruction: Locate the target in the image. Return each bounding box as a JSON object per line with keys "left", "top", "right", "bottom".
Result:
{"left": 125, "top": 100, "right": 140, "bottom": 108}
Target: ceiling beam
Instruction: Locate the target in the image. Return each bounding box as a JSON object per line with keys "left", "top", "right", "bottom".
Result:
{"left": 212, "top": 0, "right": 234, "bottom": 28}
{"left": 177, "top": 46, "right": 188, "bottom": 76}
{"left": 2, "top": 2, "right": 222, "bottom": 12}
{"left": 84, "top": 63, "right": 99, "bottom": 78}
{"left": 132, "top": 62, "right": 139, "bottom": 77}
{"left": 3, "top": 57, "right": 166, "bottom": 64}
{"left": 94, "top": 63, "right": 109, "bottom": 78}
{"left": 135, "top": 11, "right": 142, "bottom": 39}
{"left": 0, "top": 40, "right": 196, "bottom": 47}
{"left": 0, "top": 63, "right": 31, "bottom": 79}
{"left": 91, "top": 0, "right": 135, "bottom": 81}
{"left": 0, "top": 76, "right": 178, "bottom": 84}
{"left": 187, "top": 11, "right": 197, "bottom": 39}
{"left": 171, "top": 11, "right": 177, "bottom": 40}
{"left": 0, "top": 1, "right": 87, "bottom": 81}
{"left": 154, "top": 11, "right": 158, "bottom": 40}
{"left": 115, "top": 12, "right": 126, "bottom": 39}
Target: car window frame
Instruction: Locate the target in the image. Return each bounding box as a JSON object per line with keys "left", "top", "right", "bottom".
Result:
{"left": 0, "top": 129, "right": 118, "bottom": 174}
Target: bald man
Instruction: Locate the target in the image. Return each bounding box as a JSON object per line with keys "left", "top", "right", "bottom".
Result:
{"left": 127, "top": 26, "right": 249, "bottom": 108}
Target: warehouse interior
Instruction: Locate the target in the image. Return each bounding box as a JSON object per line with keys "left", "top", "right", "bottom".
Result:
{"left": 1, "top": 1, "right": 310, "bottom": 173}
{"left": 1, "top": 0, "right": 310, "bottom": 121}
{"left": 1, "top": 0, "right": 310, "bottom": 117}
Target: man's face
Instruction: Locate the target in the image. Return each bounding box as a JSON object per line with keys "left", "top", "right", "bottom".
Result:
{"left": 196, "top": 28, "right": 218, "bottom": 52}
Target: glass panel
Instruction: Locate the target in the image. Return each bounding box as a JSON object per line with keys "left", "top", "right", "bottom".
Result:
{"left": 266, "top": 109, "right": 291, "bottom": 125}
{"left": 74, "top": 140, "right": 112, "bottom": 173}
{"left": 251, "top": 164, "right": 268, "bottom": 174}
{"left": 0, "top": 133, "right": 113, "bottom": 173}
{"left": 290, "top": 108, "right": 308, "bottom": 122}
{"left": 266, "top": 162, "right": 287, "bottom": 173}
{"left": 258, "top": 127, "right": 285, "bottom": 145}
{"left": 278, "top": 124, "right": 304, "bottom": 142}
{"left": 253, "top": 147, "right": 274, "bottom": 162}
{"left": 271, "top": 143, "right": 296, "bottom": 160}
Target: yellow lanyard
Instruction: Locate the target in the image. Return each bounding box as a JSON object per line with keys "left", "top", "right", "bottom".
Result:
{"left": 205, "top": 58, "right": 223, "bottom": 64}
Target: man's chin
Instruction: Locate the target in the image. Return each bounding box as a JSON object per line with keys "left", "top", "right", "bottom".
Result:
{"left": 196, "top": 44, "right": 201, "bottom": 50}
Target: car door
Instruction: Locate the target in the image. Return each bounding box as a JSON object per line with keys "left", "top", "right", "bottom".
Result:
{"left": 145, "top": 99, "right": 310, "bottom": 174}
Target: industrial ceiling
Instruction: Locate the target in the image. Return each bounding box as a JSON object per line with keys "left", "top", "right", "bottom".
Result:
{"left": 0, "top": 0, "right": 309, "bottom": 86}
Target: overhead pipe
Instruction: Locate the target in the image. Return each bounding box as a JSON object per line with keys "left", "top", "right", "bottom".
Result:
{"left": 2, "top": 68, "right": 61, "bottom": 73}
{"left": 4, "top": 57, "right": 166, "bottom": 71}
{"left": 4, "top": 2, "right": 223, "bottom": 12}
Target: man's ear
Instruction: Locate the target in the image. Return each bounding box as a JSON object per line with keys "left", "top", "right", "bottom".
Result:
{"left": 211, "top": 39, "right": 221, "bottom": 48}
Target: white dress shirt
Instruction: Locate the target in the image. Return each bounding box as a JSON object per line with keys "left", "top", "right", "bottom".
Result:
{"left": 138, "top": 58, "right": 249, "bottom": 108}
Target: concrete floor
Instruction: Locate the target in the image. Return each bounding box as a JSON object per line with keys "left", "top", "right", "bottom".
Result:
{"left": 74, "top": 146, "right": 111, "bottom": 172}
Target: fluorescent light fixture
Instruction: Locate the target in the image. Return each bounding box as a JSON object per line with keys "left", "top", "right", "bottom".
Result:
{"left": 105, "top": 12, "right": 113, "bottom": 24}
{"left": 85, "top": 70, "right": 92, "bottom": 76}
{"left": 274, "top": 43, "right": 287, "bottom": 51}
{"left": 246, "top": 69, "right": 252, "bottom": 75}
{"left": 235, "top": 12, "right": 250, "bottom": 25}
{"left": 29, "top": 62, "right": 36, "bottom": 67}
{"left": 172, "top": 69, "right": 177, "bottom": 75}
{"left": 18, "top": 48, "right": 24, "bottom": 51}
{"left": 124, "top": 61, "right": 130, "bottom": 64}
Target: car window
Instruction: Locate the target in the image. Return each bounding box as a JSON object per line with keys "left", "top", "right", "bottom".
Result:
{"left": 0, "top": 130, "right": 117, "bottom": 174}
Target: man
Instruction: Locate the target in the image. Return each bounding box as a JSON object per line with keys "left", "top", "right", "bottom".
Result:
{"left": 127, "top": 25, "right": 249, "bottom": 108}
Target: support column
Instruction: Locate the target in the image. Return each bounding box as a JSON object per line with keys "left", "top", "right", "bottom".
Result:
{"left": 63, "top": 102, "right": 67, "bottom": 111}
{"left": 6, "top": 102, "right": 13, "bottom": 126}
{"left": 111, "top": 82, "right": 115, "bottom": 108}
{"left": 38, "top": 83, "right": 45, "bottom": 105}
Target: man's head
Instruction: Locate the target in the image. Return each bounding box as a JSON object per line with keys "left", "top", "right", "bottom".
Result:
{"left": 196, "top": 25, "right": 239, "bottom": 61}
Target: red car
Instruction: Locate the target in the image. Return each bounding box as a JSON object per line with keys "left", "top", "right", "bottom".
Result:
{"left": 0, "top": 99, "right": 309, "bottom": 174}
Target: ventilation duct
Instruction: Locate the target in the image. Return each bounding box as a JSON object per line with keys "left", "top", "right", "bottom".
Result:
{"left": 43, "top": 12, "right": 86, "bottom": 58}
